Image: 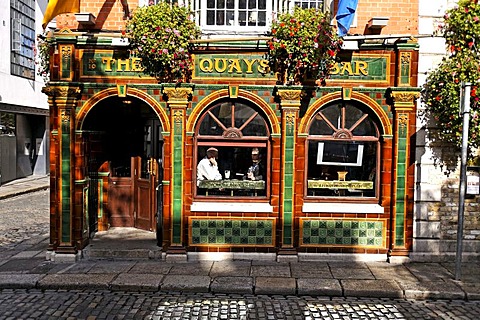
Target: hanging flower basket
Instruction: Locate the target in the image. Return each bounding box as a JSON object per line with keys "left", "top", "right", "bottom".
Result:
{"left": 126, "top": 2, "right": 201, "bottom": 83}
{"left": 267, "top": 7, "right": 342, "bottom": 85}
{"left": 421, "top": 0, "right": 480, "bottom": 167}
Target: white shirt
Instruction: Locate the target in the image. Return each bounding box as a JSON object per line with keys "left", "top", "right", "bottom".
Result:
{"left": 197, "top": 157, "right": 222, "bottom": 185}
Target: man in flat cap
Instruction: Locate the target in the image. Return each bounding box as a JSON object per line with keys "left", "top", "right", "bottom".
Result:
{"left": 197, "top": 147, "right": 222, "bottom": 185}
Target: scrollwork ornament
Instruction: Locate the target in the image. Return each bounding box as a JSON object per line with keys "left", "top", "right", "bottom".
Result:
{"left": 285, "top": 111, "right": 296, "bottom": 127}
{"left": 61, "top": 46, "right": 72, "bottom": 60}
{"left": 173, "top": 110, "right": 183, "bottom": 124}
{"left": 398, "top": 113, "right": 409, "bottom": 134}
{"left": 400, "top": 52, "right": 411, "bottom": 65}
{"left": 61, "top": 109, "right": 70, "bottom": 124}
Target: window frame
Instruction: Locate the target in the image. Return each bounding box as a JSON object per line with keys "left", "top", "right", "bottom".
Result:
{"left": 194, "top": 100, "right": 271, "bottom": 200}
{"left": 190, "top": 0, "right": 327, "bottom": 34}
{"left": 10, "top": 0, "right": 35, "bottom": 80}
{"left": 304, "top": 102, "right": 381, "bottom": 202}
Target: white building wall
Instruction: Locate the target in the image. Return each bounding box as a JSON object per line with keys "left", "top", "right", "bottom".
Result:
{"left": 413, "top": 0, "right": 480, "bottom": 261}
{"left": 0, "top": 0, "right": 49, "bottom": 182}
{"left": 0, "top": 1, "right": 48, "bottom": 109}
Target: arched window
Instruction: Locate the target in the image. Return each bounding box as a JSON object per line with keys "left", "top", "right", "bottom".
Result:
{"left": 306, "top": 102, "right": 380, "bottom": 199}
{"left": 195, "top": 100, "right": 270, "bottom": 198}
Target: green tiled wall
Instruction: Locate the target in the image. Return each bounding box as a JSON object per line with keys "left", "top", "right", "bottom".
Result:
{"left": 395, "top": 122, "right": 408, "bottom": 247}
{"left": 190, "top": 219, "right": 274, "bottom": 246}
{"left": 61, "top": 112, "right": 71, "bottom": 243}
{"left": 301, "top": 219, "right": 385, "bottom": 247}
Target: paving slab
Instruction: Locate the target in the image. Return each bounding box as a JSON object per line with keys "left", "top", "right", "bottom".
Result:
{"left": 404, "top": 263, "right": 454, "bottom": 281}
{"left": 37, "top": 273, "right": 117, "bottom": 290}
{"left": 110, "top": 273, "right": 164, "bottom": 291}
{"left": 398, "top": 280, "right": 465, "bottom": 300}
{"left": 330, "top": 267, "right": 375, "bottom": 280}
{"left": 251, "top": 265, "right": 291, "bottom": 277}
{"left": 58, "top": 261, "right": 96, "bottom": 273}
{"left": 290, "top": 262, "right": 332, "bottom": 278}
{"left": 161, "top": 275, "right": 211, "bottom": 292}
{"left": 127, "top": 261, "right": 173, "bottom": 274}
{"left": 210, "top": 261, "right": 252, "bottom": 277}
{"left": 297, "top": 278, "right": 342, "bottom": 296}
{"left": 210, "top": 276, "right": 254, "bottom": 294}
{"left": 459, "top": 283, "right": 480, "bottom": 301}
{"left": 86, "top": 260, "right": 135, "bottom": 274}
{"left": 0, "top": 274, "right": 43, "bottom": 289}
{"left": 368, "top": 265, "right": 418, "bottom": 282}
{"left": 255, "top": 277, "right": 296, "bottom": 295}
{"left": 342, "top": 279, "right": 403, "bottom": 298}
{"left": 168, "top": 262, "right": 213, "bottom": 276}
{"left": 0, "top": 258, "right": 45, "bottom": 273}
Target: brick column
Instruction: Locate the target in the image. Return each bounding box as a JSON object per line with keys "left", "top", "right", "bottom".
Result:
{"left": 163, "top": 86, "right": 192, "bottom": 256}
{"left": 42, "top": 85, "right": 82, "bottom": 260}
{"left": 276, "top": 89, "right": 302, "bottom": 258}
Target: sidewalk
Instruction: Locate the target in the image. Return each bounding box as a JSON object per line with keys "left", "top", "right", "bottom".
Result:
{"left": 0, "top": 175, "right": 480, "bottom": 300}
{"left": 0, "top": 174, "right": 50, "bottom": 200}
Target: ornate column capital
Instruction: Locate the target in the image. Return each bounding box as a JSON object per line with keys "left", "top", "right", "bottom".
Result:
{"left": 163, "top": 87, "right": 193, "bottom": 107}
{"left": 390, "top": 91, "right": 420, "bottom": 111}
{"left": 42, "top": 85, "right": 82, "bottom": 99}
{"left": 277, "top": 89, "right": 302, "bottom": 109}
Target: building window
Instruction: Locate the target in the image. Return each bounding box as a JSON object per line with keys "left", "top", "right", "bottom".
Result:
{"left": 10, "top": 0, "right": 35, "bottom": 80}
{"left": 191, "top": 0, "right": 326, "bottom": 34}
{"left": 306, "top": 102, "right": 379, "bottom": 199}
{"left": 0, "top": 112, "right": 16, "bottom": 135}
{"left": 193, "top": 0, "right": 271, "bottom": 33}
{"left": 292, "top": 0, "right": 324, "bottom": 9}
{"left": 195, "top": 100, "right": 270, "bottom": 198}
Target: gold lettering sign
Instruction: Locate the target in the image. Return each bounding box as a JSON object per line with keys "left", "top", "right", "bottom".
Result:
{"left": 101, "top": 57, "right": 144, "bottom": 72}
{"left": 198, "top": 58, "right": 269, "bottom": 75}
{"left": 330, "top": 61, "right": 369, "bottom": 76}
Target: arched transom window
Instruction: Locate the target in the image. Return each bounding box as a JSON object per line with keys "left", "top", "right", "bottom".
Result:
{"left": 307, "top": 102, "right": 380, "bottom": 199}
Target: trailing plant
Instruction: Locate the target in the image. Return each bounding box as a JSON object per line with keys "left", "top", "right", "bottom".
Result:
{"left": 35, "top": 32, "right": 53, "bottom": 82}
{"left": 126, "top": 2, "right": 201, "bottom": 82}
{"left": 267, "top": 7, "right": 342, "bottom": 85}
{"left": 421, "top": 0, "right": 480, "bottom": 171}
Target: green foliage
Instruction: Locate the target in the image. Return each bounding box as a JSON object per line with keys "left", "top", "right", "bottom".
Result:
{"left": 267, "top": 7, "right": 342, "bottom": 85}
{"left": 126, "top": 2, "right": 201, "bottom": 82}
{"left": 421, "top": 0, "right": 480, "bottom": 168}
{"left": 35, "top": 33, "right": 53, "bottom": 82}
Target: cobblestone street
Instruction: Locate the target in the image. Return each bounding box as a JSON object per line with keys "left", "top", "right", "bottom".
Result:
{"left": 0, "top": 289, "right": 480, "bottom": 319}
{"left": 1, "top": 191, "right": 480, "bottom": 319}
{"left": 0, "top": 190, "right": 49, "bottom": 249}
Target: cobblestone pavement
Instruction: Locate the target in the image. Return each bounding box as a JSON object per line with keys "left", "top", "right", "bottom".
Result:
{"left": 0, "top": 290, "right": 480, "bottom": 319}
{"left": 0, "top": 190, "right": 49, "bottom": 249}
{"left": 2, "top": 191, "right": 480, "bottom": 319}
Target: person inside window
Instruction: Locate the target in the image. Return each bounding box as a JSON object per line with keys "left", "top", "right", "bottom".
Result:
{"left": 246, "top": 148, "right": 263, "bottom": 180}
{"left": 197, "top": 147, "right": 222, "bottom": 185}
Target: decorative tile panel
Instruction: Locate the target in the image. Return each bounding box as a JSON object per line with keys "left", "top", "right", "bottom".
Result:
{"left": 189, "top": 218, "right": 275, "bottom": 247}
{"left": 300, "top": 218, "right": 386, "bottom": 248}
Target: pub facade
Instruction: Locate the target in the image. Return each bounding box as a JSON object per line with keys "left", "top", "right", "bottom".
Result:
{"left": 43, "top": 0, "right": 420, "bottom": 261}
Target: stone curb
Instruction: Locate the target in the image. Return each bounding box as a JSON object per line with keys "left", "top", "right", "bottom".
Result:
{"left": 0, "top": 272, "right": 478, "bottom": 300}
{"left": 0, "top": 185, "right": 49, "bottom": 200}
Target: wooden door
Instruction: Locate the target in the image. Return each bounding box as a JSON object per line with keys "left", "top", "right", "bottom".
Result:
{"left": 133, "top": 156, "right": 158, "bottom": 231}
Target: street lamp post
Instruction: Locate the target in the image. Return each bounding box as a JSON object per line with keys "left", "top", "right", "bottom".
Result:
{"left": 455, "top": 81, "right": 471, "bottom": 281}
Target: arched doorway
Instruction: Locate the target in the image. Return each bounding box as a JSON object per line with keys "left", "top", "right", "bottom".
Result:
{"left": 82, "top": 96, "right": 163, "bottom": 235}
